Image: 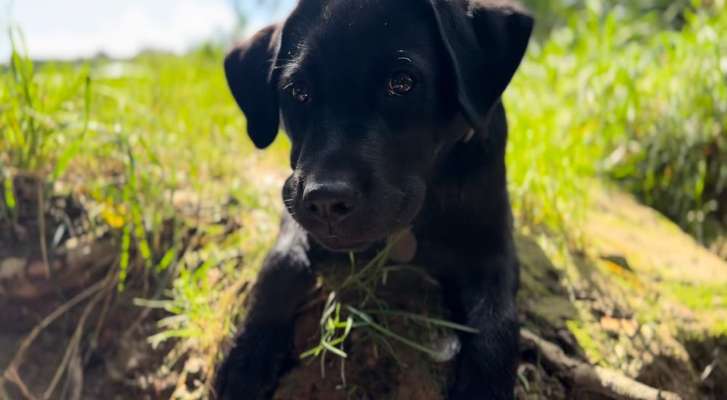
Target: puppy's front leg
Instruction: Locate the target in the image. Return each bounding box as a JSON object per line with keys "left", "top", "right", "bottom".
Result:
{"left": 215, "top": 213, "right": 314, "bottom": 400}
{"left": 446, "top": 253, "right": 520, "bottom": 400}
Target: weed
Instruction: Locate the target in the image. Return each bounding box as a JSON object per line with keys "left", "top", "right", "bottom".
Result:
{"left": 301, "top": 238, "right": 479, "bottom": 384}
{"left": 1, "top": 27, "right": 91, "bottom": 177}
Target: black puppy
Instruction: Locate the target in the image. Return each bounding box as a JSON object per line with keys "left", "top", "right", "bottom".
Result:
{"left": 216, "top": 0, "right": 533, "bottom": 398}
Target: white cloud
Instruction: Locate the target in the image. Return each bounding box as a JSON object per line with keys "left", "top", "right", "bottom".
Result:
{"left": 1, "top": 0, "right": 238, "bottom": 60}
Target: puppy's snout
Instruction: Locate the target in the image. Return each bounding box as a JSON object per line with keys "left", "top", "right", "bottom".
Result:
{"left": 302, "top": 180, "right": 360, "bottom": 224}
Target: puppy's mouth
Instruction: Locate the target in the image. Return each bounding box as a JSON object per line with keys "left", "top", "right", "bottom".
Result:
{"left": 299, "top": 202, "right": 414, "bottom": 253}
{"left": 307, "top": 199, "right": 420, "bottom": 253}
{"left": 284, "top": 174, "right": 426, "bottom": 253}
{"left": 314, "top": 234, "right": 375, "bottom": 252}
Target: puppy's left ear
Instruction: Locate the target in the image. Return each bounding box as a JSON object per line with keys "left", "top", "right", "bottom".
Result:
{"left": 430, "top": 0, "right": 533, "bottom": 130}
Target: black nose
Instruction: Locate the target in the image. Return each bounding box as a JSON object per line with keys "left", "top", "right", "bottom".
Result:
{"left": 302, "top": 180, "right": 359, "bottom": 224}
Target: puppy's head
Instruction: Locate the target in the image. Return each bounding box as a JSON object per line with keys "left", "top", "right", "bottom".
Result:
{"left": 225, "top": 0, "right": 533, "bottom": 251}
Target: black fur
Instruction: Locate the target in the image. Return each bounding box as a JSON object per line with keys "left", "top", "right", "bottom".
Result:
{"left": 216, "top": 0, "right": 533, "bottom": 398}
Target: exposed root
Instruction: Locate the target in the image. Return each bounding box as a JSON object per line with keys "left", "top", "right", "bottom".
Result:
{"left": 2, "top": 275, "right": 112, "bottom": 399}
{"left": 521, "top": 329, "right": 682, "bottom": 400}
{"left": 42, "top": 278, "right": 110, "bottom": 399}
{"left": 36, "top": 179, "right": 51, "bottom": 280}
{"left": 2, "top": 368, "right": 36, "bottom": 400}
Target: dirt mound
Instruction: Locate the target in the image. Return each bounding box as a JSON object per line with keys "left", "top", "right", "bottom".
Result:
{"left": 3, "top": 183, "right": 725, "bottom": 399}
{"left": 274, "top": 259, "right": 454, "bottom": 400}
{"left": 270, "top": 187, "right": 727, "bottom": 400}
{"left": 515, "top": 187, "right": 727, "bottom": 400}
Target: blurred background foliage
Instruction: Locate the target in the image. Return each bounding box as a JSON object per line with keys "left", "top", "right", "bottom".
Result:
{"left": 509, "top": 0, "right": 726, "bottom": 243}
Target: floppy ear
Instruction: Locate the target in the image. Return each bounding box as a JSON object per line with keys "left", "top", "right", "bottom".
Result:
{"left": 430, "top": 0, "right": 533, "bottom": 130}
{"left": 224, "top": 24, "right": 281, "bottom": 149}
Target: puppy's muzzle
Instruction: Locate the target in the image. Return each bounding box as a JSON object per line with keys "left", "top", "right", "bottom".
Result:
{"left": 301, "top": 179, "right": 361, "bottom": 227}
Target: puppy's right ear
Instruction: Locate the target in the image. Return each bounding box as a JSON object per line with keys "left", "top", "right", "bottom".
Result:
{"left": 224, "top": 25, "right": 280, "bottom": 149}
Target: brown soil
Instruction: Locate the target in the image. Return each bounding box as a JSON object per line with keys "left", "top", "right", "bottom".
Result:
{"left": 2, "top": 180, "right": 725, "bottom": 400}
{"left": 0, "top": 175, "right": 172, "bottom": 400}
{"left": 274, "top": 265, "right": 453, "bottom": 400}
{"left": 0, "top": 292, "right": 172, "bottom": 400}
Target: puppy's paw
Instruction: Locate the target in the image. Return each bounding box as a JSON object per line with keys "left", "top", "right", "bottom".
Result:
{"left": 213, "top": 325, "right": 292, "bottom": 400}
{"left": 213, "top": 355, "right": 278, "bottom": 400}
{"left": 213, "top": 373, "right": 263, "bottom": 399}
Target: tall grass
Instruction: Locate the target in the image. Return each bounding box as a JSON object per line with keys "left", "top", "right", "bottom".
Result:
{"left": 1, "top": 28, "right": 90, "bottom": 176}
{"left": 79, "top": 49, "right": 291, "bottom": 394}
{"left": 2, "top": 33, "right": 289, "bottom": 397}
{"left": 523, "top": 0, "right": 717, "bottom": 37}
{"left": 608, "top": 9, "right": 727, "bottom": 242}
{"left": 1, "top": 27, "right": 91, "bottom": 224}
{"left": 506, "top": 1, "right": 727, "bottom": 243}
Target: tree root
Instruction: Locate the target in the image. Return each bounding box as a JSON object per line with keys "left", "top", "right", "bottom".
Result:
{"left": 1, "top": 273, "right": 115, "bottom": 400}
{"left": 521, "top": 329, "right": 682, "bottom": 400}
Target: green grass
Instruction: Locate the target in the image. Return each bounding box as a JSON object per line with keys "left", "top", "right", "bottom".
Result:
{"left": 1, "top": 28, "right": 91, "bottom": 177}
{"left": 2, "top": 33, "right": 289, "bottom": 397}
{"left": 301, "top": 240, "right": 478, "bottom": 371}
{"left": 506, "top": 3, "right": 727, "bottom": 243}
{"left": 1, "top": 27, "right": 92, "bottom": 224}
{"left": 665, "top": 282, "right": 727, "bottom": 312}
{"left": 607, "top": 10, "right": 727, "bottom": 242}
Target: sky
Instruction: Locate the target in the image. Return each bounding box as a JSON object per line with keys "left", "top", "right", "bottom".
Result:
{"left": 0, "top": 0, "right": 294, "bottom": 60}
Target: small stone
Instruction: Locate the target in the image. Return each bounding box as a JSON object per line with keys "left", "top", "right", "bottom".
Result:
{"left": 428, "top": 332, "right": 461, "bottom": 363}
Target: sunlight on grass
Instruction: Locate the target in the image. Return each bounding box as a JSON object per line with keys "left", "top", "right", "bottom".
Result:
{"left": 2, "top": 34, "right": 289, "bottom": 397}
{"left": 506, "top": 4, "right": 727, "bottom": 244}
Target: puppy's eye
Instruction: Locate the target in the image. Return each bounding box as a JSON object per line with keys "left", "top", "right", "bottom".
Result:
{"left": 285, "top": 82, "right": 311, "bottom": 103}
{"left": 387, "top": 71, "right": 416, "bottom": 96}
